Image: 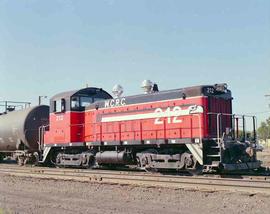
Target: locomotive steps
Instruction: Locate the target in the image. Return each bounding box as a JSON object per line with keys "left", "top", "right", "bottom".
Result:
{"left": 0, "top": 164, "right": 269, "bottom": 195}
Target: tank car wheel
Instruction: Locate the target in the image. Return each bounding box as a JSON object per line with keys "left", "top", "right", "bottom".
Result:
{"left": 17, "top": 156, "right": 25, "bottom": 166}
{"left": 32, "top": 152, "right": 40, "bottom": 166}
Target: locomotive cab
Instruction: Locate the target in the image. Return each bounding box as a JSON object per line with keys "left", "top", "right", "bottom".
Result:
{"left": 43, "top": 87, "right": 112, "bottom": 147}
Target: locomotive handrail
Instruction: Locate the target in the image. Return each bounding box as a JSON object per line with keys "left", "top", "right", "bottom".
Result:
{"left": 38, "top": 126, "right": 42, "bottom": 150}
{"left": 207, "top": 112, "right": 257, "bottom": 144}
{"left": 38, "top": 125, "right": 50, "bottom": 151}
{"left": 207, "top": 112, "right": 257, "bottom": 118}
{"left": 208, "top": 112, "right": 234, "bottom": 144}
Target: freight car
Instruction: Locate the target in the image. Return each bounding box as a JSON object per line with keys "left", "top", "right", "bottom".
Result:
{"left": 39, "top": 82, "right": 261, "bottom": 173}
{"left": 0, "top": 104, "right": 49, "bottom": 165}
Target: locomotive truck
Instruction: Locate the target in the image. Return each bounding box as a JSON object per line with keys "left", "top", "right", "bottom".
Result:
{"left": 0, "top": 82, "right": 261, "bottom": 173}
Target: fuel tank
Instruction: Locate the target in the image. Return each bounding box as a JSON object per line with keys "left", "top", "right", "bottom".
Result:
{"left": 0, "top": 105, "right": 49, "bottom": 152}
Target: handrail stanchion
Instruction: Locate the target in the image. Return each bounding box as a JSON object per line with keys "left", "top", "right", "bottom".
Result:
{"left": 252, "top": 116, "right": 257, "bottom": 142}
{"left": 216, "top": 113, "right": 221, "bottom": 144}
{"left": 236, "top": 117, "right": 239, "bottom": 139}
{"left": 119, "top": 123, "right": 121, "bottom": 143}
{"left": 140, "top": 120, "right": 143, "bottom": 143}
{"left": 242, "top": 115, "right": 246, "bottom": 142}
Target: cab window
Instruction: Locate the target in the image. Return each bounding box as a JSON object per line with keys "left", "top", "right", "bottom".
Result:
{"left": 71, "top": 96, "right": 93, "bottom": 110}
{"left": 80, "top": 96, "right": 93, "bottom": 107}
{"left": 70, "top": 91, "right": 112, "bottom": 111}
{"left": 54, "top": 99, "right": 65, "bottom": 113}
{"left": 71, "top": 97, "right": 80, "bottom": 109}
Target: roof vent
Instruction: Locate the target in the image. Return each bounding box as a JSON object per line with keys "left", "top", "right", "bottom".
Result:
{"left": 112, "top": 84, "right": 124, "bottom": 98}
{"left": 141, "top": 80, "right": 153, "bottom": 94}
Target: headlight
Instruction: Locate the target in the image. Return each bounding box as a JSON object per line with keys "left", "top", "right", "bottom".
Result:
{"left": 214, "top": 83, "right": 228, "bottom": 92}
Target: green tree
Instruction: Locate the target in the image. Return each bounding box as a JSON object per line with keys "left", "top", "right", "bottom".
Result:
{"left": 257, "top": 117, "right": 270, "bottom": 141}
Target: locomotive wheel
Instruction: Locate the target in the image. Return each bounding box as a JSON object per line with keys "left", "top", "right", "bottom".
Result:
{"left": 55, "top": 153, "right": 62, "bottom": 166}
{"left": 180, "top": 152, "right": 203, "bottom": 175}
{"left": 82, "top": 153, "right": 96, "bottom": 169}
{"left": 186, "top": 164, "right": 203, "bottom": 176}
{"left": 136, "top": 149, "right": 158, "bottom": 170}
{"left": 144, "top": 167, "right": 159, "bottom": 173}
{"left": 88, "top": 155, "right": 96, "bottom": 169}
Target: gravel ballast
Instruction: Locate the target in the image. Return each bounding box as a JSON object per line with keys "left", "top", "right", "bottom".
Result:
{"left": 0, "top": 175, "right": 270, "bottom": 214}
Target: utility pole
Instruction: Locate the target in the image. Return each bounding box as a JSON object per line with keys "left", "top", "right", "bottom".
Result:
{"left": 38, "top": 96, "right": 47, "bottom": 105}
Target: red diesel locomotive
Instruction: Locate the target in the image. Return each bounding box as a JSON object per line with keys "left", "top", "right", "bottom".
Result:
{"left": 39, "top": 83, "right": 260, "bottom": 173}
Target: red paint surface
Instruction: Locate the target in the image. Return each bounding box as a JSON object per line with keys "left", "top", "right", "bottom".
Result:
{"left": 44, "top": 112, "right": 84, "bottom": 145}
{"left": 45, "top": 96, "right": 232, "bottom": 146}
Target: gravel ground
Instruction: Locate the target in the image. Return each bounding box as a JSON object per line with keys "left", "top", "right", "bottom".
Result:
{"left": 0, "top": 175, "right": 269, "bottom": 214}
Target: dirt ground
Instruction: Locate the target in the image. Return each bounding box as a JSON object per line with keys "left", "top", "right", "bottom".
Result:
{"left": 0, "top": 175, "right": 269, "bottom": 214}
{"left": 257, "top": 147, "right": 270, "bottom": 167}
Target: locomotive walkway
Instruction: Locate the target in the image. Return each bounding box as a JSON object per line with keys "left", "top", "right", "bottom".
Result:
{"left": 0, "top": 164, "right": 269, "bottom": 195}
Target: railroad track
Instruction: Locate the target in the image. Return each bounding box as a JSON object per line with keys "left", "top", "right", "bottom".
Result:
{"left": 0, "top": 164, "right": 270, "bottom": 195}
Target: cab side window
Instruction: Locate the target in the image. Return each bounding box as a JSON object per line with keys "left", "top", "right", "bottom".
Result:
{"left": 54, "top": 99, "right": 65, "bottom": 113}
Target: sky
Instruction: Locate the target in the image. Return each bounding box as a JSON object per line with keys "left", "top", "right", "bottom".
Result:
{"left": 0, "top": 0, "right": 269, "bottom": 125}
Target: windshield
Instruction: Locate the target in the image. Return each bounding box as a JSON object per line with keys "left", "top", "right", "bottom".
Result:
{"left": 71, "top": 96, "right": 108, "bottom": 110}
{"left": 80, "top": 96, "right": 93, "bottom": 107}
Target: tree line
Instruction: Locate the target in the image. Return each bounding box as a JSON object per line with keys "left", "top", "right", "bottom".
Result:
{"left": 257, "top": 117, "right": 270, "bottom": 141}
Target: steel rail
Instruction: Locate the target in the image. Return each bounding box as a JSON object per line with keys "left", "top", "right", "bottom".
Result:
{"left": 0, "top": 164, "right": 269, "bottom": 182}
{"left": 0, "top": 165, "right": 270, "bottom": 195}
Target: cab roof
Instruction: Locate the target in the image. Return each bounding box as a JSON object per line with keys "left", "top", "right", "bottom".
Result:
{"left": 50, "top": 87, "right": 111, "bottom": 101}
